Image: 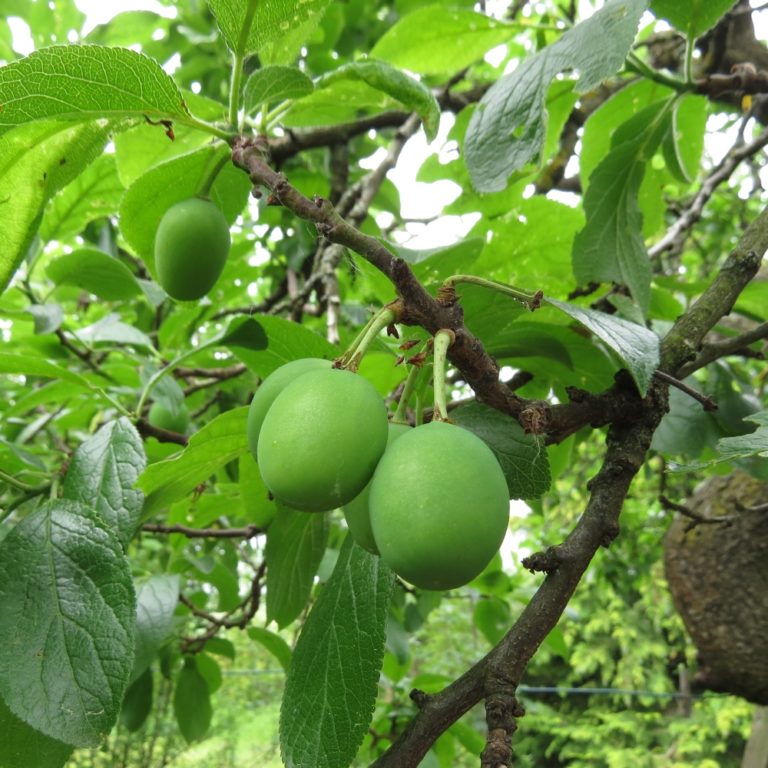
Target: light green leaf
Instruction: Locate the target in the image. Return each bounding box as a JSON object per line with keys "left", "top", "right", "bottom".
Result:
{"left": 0, "top": 120, "right": 110, "bottom": 295}
{"left": 265, "top": 505, "right": 330, "bottom": 629}
{"left": 572, "top": 100, "right": 673, "bottom": 313}
{"left": 40, "top": 154, "right": 124, "bottom": 242}
{"left": 137, "top": 407, "right": 250, "bottom": 517}
{"left": 651, "top": 0, "right": 733, "bottom": 38}
{"left": 174, "top": 659, "right": 212, "bottom": 743}
{"left": 661, "top": 94, "right": 707, "bottom": 184}
{"left": 546, "top": 298, "right": 660, "bottom": 396}
{"left": 318, "top": 60, "right": 440, "bottom": 141}
{"left": 280, "top": 536, "right": 395, "bottom": 768}
{"left": 208, "top": 0, "right": 332, "bottom": 57}
{"left": 716, "top": 411, "right": 768, "bottom": 460}
{"left": 73, "top": 312, "right": 155, "bottom": 350}
{"left": 0, "top": 696, "right": 73, "bottom": 768}
{"left": 25, "top": 304, "right": 63, "bottom": 335}
{"left": 47, "top": 249, "right": 141, "bottom": 301}
{"left": 119, "top": 144, "right": 250, "bottom": 279}
{"left": 0, "top": 45, "right": 188, "bottom": 134}
{"left": 132, "top": 575, "right": 180, "bottom": 681}
{"left": 0, "top": 351, "right": 92, "bottom": 388}
{"left": 63, "top": 417, "right": 146, "bottom": 549}
{"left": 371, "top": 5, "right": 514, "bottom": 75}
{"left": 473, "top": 596, "right": 511, "bottom": 646}
{"left": 466, "top": 0, "right": 649, "bottom": 191}
{"left": 239, "top": 452, "right": 279, "bottom": 527}
{"left": 452, "top": 402, "right": 551, "bottom": 499}
{"left": 0, "top": 500, "right": 135, "bottom": 747}
{"left": 243, "top": 65, "right": 313, "bottom": 113}
{"left": 248, "top": 626, "right": 292, "bottom": 671}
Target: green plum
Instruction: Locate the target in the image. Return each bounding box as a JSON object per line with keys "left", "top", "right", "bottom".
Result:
{"left": 148, "top": 402, "right": 190, "bottom": 434}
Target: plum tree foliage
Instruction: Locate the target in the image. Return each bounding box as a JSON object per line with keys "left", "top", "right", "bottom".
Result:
{"left": 0, "top": 1, "right": 767, "bottom": 767}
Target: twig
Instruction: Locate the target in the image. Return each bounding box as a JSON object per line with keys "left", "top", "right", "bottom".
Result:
{"left": 677, "top": 320, "right": 768, "bottom": 378}
{"left": 142, "top": 522, "right": 264, "bottom": 538}
{"left": 660, "top": 495, "right": 737, "bottom": 530}
{"left": 652, "top": 370, "right": 718, "bottom": 411}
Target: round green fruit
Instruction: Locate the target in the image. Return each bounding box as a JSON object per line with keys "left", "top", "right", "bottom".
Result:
{"left": 154, "top": 197, "right": 231, "bottom": 301}
{"left": 369, "top": 420, "right": 509, "bottom": 590}
{"left": 343, "top": 421, "right": 411, "bottom": 554}
{"left": 246, "top": 358, "right": 332, "bottom": 460}
{"left": 148, "top": 402, "right": 190, "bottom": 434}
{"left": 257, "top": 369, "right": 388, "bottom": 512}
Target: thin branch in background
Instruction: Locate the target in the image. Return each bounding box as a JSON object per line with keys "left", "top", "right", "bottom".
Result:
{"left": 652, "top": 370, "right": 718, "bottom": 411}
{"left": 141, "top": 522, "right": 264, "bottom": 539}
{"left": 135, "top": 418, "right": 188, "bottom": 446}
{"left": 677, "top": 320, "right": 768, "bottom": 378}
{"left": 660, "top": 495, "right": 737, "bottom": 530}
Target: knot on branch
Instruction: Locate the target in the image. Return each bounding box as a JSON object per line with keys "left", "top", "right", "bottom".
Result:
{"left": 480, "top": 691, "right": 524, "bottom": 768}
{"left": 522, "top": 546, "right": 562, "bottom": 574}
{"left": 519, "top": 404, "right": 549, "bottom": 435}
{"left": 409, "top": 688, "right": 431, "bottom": 709}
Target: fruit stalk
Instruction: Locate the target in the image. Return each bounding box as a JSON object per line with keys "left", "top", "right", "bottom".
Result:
{"left": 432, "top": 329, "right": 455, "bottom": 422}
{"left": 441, "top": 274, "right": 542, "bottom": 309}
{"left": 392, "top": 345, "right": 429, "bottom": 424}
{"left": 338, "top": 306, "right": 397, "bottom": 372}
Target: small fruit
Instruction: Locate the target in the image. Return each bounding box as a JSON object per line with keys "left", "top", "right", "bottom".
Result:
{"left": 369, "top": 420, "right": 509, "bottom": 590}
{"left": 148, "top": 402, "right": 190, "bottom": 434}
{"left": 154, "top": 197, "right": 230, "bottom": 301}
{"left": 257, "top": 369, "right": 388, "bottom": 512}
{"left": 343, "top": 421, "right": 411, "bottom": 554}
{"left": 246, "top": 358, "right": 332, "bottom": 460}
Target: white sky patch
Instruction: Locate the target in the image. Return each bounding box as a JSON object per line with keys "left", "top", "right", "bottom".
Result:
{"left": 7, "top": 17, "right": 34, "bottom": 55}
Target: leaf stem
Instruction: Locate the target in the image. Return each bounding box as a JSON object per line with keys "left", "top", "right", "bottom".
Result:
{"left": 683, "top": 35, "right": 694, "bottom": 85}
{"left": 198, "top": 151, "right": 230, "bottom": 198}
{"left": 228, "top": 0, "right": 260, "bottom": 130}
{"left": 625, "top": 52, "right": 688, "bottom": 93}
{"left": 432, "top": 329, "right": 455, "bottom": 422}
{"left": 183, "top": 114, "right": 238, "bottom": 142}
{"left": 0, "top": 469, "right": 39, "bottom": 493}
{"left": 442, "top": 274, "right": 542, "bottom": 309}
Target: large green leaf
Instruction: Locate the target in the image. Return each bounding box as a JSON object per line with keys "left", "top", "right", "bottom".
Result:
{"left": 0, "top": 45, "right": 188, "bottom": 134}
{"left": 46, "top": 249, "right": 142, "bottom": 301}
{"left": 0, "top": 500, "right": 135, "bottom": 747}
{"left": 132, "top": 575, "right": 180, "bottom": 681}
{"left": 651, "top": 0, "right": 733, "bottom": 38}
{"left": 465, "top": 0, "right": 649, "bottom": 192}
{"left": 208, "top": 0, "right": 332, "bottom": 58}
{"left": 265, "top": 505, "right": 330, "bottom": 629}
{"left": 137, "top": 407, "right": 250, "bottom": 517}
{"left": 0, "top": 120, "right": 110, "bottom": 294}
{"left": 452, "top": 403, "right": 551, "bottom": 499}
{"left": 0, "top": 696, "right": 73, "bottom": 768}
{"left": 243, "top": 65, "right": 313, "bottom": 113}
{"left": 174, "top": 659, "right": 212, "bottom": 742}
{"left": 248, "top": 627, "right": 292, "bottom": 671}
{"left": 317, "top": 60, "right": 440, "bottom": 140}
{"left": 571, "top": 100, "right": 673, "bottom": 314}
{"left": 62, "top": 417, "right": 146, "bottom": 548}
{"left": 119, "top": 144, "right": 250, "bottom": 279}
{"left": 546, "top": 298, "right": 660, "bottom": 396}
{"left": 280, "top": 536, "right": 395, "bottom": 768}
{"left": 0, "top": 351, "right": 92, "bottom": 388}
{"left": 370, "top": 5, "right": 514, "bottom": 75}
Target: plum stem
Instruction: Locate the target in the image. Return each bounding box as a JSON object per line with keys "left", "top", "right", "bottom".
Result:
{"left": 432, "top": 329, "right": 455, "bottom": 422}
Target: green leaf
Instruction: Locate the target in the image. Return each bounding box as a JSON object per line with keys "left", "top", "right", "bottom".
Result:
{"left": 0, "top": 500, "right": 135, "bottom": 747}
{"left": 465, "top": 0, "right": 649, "bottom": 191}
{"left": 62, "top": 417, "right": 146, "bottom": 548}
{"left": 280, "top": 536, "right": 395, "bottom": 768}
{"left": 239, "top": 452, "right": 279, "bottom": 527}
{"left": 571, "top": 100, "right": 673, "bottom": 313}
{"left": 132, "top": 575, "right": 180, "bottom": 681}
{"left": 0, "top": 120, "right": 110, "bottom": 295}
{"left": 47, "top": 249, "right": 142, "bottom": 301}
{"left": 715, "top": 410, "right": 768, "bottom": 461}
{"left": 546, "top": 298, "right": 660, "bottom": 396}
{"left": 120, "top": 667, "right": 153, "bottom": 733}
{"left": 473, "top": 596, "right": 511, "bottom": 646}
{"left": 73, "top": 312, "right": 155, "bottom": 350}
{"left": 0, "top": 696, "right": 73, "bottom": 768}
{"left": 208, "top": 0, "right": 332, "bottom": 57}
{"left": 452, "top": 402, "right": 551, "bottom": 499}
{"left": 652, "top": 384, "right": 721, "bottom": 459}
{"left": 137, "top": 407, "right": 250, "bottom": 518}
{"left": 318, "top": 60, "right": 440, "bottom": 140}
{"left": 25, "top": 304, "right": 63, "bottom": 335}
{"left": 40, "top": 153, "right": 124, "bottom": 242}
{"left": 661, "top": 94, "right": 707, "bottom": 184}
{"left": 265, "top": 505, "right": 330, "bottom": 629}
{"left": 0, "top": 351, "right": 92, "bottom": 388}
{"left": 119, "top": 144, "right": 250, "bottom": 280}
{"left": 248, "top": 626, "right": 293, "bottom": 671}
{"left": 0, "top": 45, "right": 188, "bottom": 134}
{"left": 174, "top": 659, "right": 212, "bottom": 743}
{"left": 370, "top": 5, "right": 514, "bottom": 75}
{"left": 243, "top": 65, "right": 313, "bottom": 113}
{"left": 651, "top": 0, "right": 733, "bottom": 38}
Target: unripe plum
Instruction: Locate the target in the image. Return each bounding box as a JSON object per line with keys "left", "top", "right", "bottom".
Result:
{"left": 148, "top": 402, "right": 190, "bottom": 435}
{"left": 154, "top": 198, "right": 230, "bottom": 301}
{"left": 257, "top": 368, "right": 388, "bottom": 512}
{"left": 369, "top": 420, "right": 509, "bottom": 590}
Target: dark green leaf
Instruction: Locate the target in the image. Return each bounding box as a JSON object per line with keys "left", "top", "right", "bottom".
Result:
{"left": 240, "top": 452, "right": 279, "bottom": 527}
{"left": 546, "top": 298, "right": 660, "bottom": 396}
{"left": 452, "top": 402, "right": 551, "bottom": 499}
{"left": 0, "top": 120, "right": 110, "bottom": 295}
{"left": 652, "top": 384, "right": 722, "bottom": 459}
{"left": 0, "top": 45, "right": 188, "bottom": 133}
{"left": 572, "top": 100, "right": 673, "bottom": 313}
{"left": 120, "top": 667, "right": 153, "bottom": 733}
{"left": 63, "top": 417, "right": 146, "bottom": 548}
{"left": 0, "top": 696, "right": 73, "bottom": 768}
{"left": 280, "top": 536, "right": 395, "bottom": 768}
{"left": 318, "top": 60, "right": 440, "bottom": 140}
{"left": 132, "top": 575, "right": 180, "bottom": 681}
{"left": 173, "top": 659, "right": 212, "bottom": 743}
{"left": 265, "top": 505, "right": 330, "bottom": 629}
{"left": 47, "top": 249, "right": 141, "bottom": 301}
{"left": 473, "top": 596, "right": 511, "bottom": 645}
{"left": 0, "top": 500, "right": 135, "bottom": 747}
{"left": 370, "top": 5, "right": 514, "bottom": 75}
{"left": 243, "top": 65, "right": 314, "bottom": 113}
{"left": 248, "top": 626, "right": 292, "bottom": 671}
{"left": 465, "top": 0, "right": 649, "bottom": 191}
{"left": 137, "top": 407, "right": 250, "bottom": 518}
{"left": 651, "top": 0, "right": 734, "bottom": 38}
